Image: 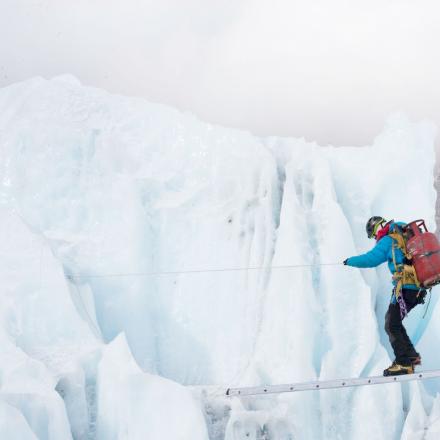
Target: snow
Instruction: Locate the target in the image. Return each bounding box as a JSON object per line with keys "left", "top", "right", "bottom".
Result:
{"left": 0, "top": 75, "right": 438, "bottom": 439}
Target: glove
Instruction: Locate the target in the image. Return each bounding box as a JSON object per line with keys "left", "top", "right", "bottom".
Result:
{"left": 343, "top": 259, "right": 349, "bottom": 265}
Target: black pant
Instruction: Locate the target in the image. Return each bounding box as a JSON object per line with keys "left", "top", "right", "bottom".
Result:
{"left": 384, "top": 289, "right": 424, "bottom": 365}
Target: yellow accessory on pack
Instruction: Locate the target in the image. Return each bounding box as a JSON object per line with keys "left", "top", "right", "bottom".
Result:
{"left": 389, "top": 231, "right": 420, "bottom": 298}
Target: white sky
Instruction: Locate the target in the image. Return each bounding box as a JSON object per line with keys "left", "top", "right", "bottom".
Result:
{"left": 1, "top": 0, "right": 439, "bottom": 146}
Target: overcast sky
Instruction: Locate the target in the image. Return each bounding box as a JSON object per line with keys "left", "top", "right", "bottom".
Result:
{"left": 1, "top": 0, "right": 439, "bottom": 146}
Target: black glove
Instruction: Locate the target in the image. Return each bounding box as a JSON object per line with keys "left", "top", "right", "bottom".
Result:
{"left": 343, "top": 259, "right": 348, "bottom": 265}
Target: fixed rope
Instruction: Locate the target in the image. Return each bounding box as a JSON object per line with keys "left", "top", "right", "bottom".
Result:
{"left": 66, "top": 262, "right": 343, "bottom": 280}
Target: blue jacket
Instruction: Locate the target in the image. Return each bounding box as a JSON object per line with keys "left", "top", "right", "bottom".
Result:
{"left": 346, "top": 222, "right": 419, "bottom": 295}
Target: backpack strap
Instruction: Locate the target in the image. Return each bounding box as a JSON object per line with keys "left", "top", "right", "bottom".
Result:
{"left": 389, "top": 231, "right": 420, "bottom": 298}
{"left": 388, "top": 231, "right": 411, "bottom": 260}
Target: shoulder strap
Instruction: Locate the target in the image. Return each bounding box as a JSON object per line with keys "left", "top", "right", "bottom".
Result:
{"left": 388, "top": 228, "right": 419, "bottom": 298}
{"left": 388, "top": 231, "right": 411, "bottom": 260}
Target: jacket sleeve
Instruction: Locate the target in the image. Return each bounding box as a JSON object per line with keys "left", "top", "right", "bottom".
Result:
{"left": 346, "top": 236, "right": 391, "bottom": 268}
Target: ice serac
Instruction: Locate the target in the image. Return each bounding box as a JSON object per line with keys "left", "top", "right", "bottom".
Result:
{"left": 0, "top": 207, "right": 102, "bottom": 439}
{"left": 96, "top": 334, "right": 208, "bottom": 440}
{"left": 0, "top": 400, "right": 38, "bottom": 440}
{"left": 0, "top": 76, "right": 438, "bottom": 439}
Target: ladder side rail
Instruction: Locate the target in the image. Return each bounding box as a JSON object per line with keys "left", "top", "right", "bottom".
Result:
{"left": 226, "top": 370, "right": 440, "bottom": 397}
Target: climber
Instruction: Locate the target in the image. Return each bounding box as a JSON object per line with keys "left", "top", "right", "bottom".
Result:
{"left": 343, "top": 216, "right": 426, "bottom": 376}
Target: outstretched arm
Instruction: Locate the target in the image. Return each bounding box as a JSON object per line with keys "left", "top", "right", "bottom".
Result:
{"left": 345, "top": 236, "right": 391, "bottom": 268}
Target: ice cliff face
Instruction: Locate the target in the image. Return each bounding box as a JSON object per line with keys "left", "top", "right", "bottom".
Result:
{"left": 0, "top": 76, "right": 439, "bottom": 439}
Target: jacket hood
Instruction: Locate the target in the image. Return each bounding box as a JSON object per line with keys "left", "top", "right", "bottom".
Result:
{"left": 376, "top": 222, "right": 391, "bottom": 241}
{"left": 376, "top": 220, "right": 407, "bottom": 242}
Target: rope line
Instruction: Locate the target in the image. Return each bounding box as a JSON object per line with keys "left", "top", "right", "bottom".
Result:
{"left": 66, "top": 262, "right": 343, "bottom": 280}
{"left": 422, "top": 288, "right": 433, "bottom": 319}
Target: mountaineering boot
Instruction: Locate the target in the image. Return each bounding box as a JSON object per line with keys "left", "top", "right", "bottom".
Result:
{"left": 383, "top": 362, "right": 414, "bottom": 376}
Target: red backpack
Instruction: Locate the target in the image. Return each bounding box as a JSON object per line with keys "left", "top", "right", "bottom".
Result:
{"left": 405, "top": 220, "right": 440, "bottom": 288}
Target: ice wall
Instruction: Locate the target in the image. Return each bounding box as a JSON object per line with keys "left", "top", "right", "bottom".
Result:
{"left": 0, "top": 76, "right": 438, "bottom": 439}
